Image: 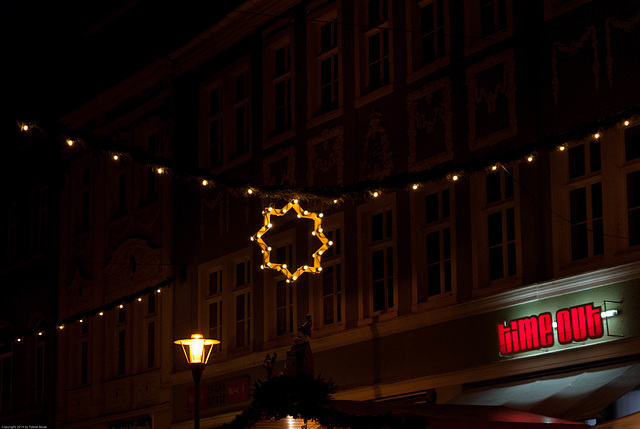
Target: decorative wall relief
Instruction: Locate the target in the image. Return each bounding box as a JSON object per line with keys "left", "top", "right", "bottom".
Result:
{"left": 360, "top": 111, "right": 394, "bottom": 181}
{"left": 552, "top": 26, "right": 599, "bottom": 105}
{"left": 264, "top": 147, "right": 296, "bottom": 187}
{"left": 466, "top": 50, "right": 517, "bottom": 150}
{"left": 606, "top": 12, "right": 640, "bottom": 89}
{"left": 407, "top": 77, "right": 453, "bottom": 171}
{"left": 307, "top": 126, "right": 344, "bottom": 187}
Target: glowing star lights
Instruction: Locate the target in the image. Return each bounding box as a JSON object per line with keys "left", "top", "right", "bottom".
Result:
{"left": 252, "top": 200, "right": 332, "bottom": 282}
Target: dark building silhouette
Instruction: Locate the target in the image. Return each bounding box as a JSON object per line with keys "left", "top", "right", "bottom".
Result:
{"left": 4, "top": 0, "right": 640, "bottom": 427}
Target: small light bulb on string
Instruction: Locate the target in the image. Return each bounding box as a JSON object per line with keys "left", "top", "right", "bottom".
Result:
{"left": 22, "top": 125, "right": 29, "bottom": 131}
{"left": 202, "top": 179, "right": 208, "bottom": 186}
{"left": 559, "top": 145, "right": 566, "bottom": 152}
{"left": 66, "top": 139, "right": 74, "bottom": 146}
{"left": 157, "top": 167, "right": 164, "bottom": 174}
{"left": 491, "top": 165, "right": 498, "bottom": 171}
{"left": 594, "top": 133, "right": 600, "bottom": 139}
{"left": 412, "top": 184, "right": 419, "bottom": 190}
{"left": 137, "top": 297, "right": 142, "bottom": 302}
{"left": 527, "top": 155, "right": 534, "bottom": 162}
{"left": 58, "top": 325, "right": 64, "bottom": 330}
{"left": 113, "top": 154, "right": 119, "bottom": 161}
{"left": 624, "top": 120, "right": 630, "bottom": 127}
{"left": 119, "top": 304, "right": 124, "bottom": 309}
{"left": 79, "top": 319, "right": 83, "bottom": 323}
{"left": 38, "top": 332, "right": 43, "bottom": 336}
{"left": 16, "top": 338, "right": 21, "bottom": 342}
{"left": 247, "top": 188, "right": 254, "bottom": 195}
{"left": 99, "top": 312, "right": 104, "bottom": 316}
{"left": 452, "top": 174, "right": 459, "bottom": 181}
{"left": 373, "top": 191, "right": 380, "bottom": 198}
{"left": 157, "top": 288, "right": 161, "bottom": 293}
{"left": 333, "top": 199, "right": 338, "bottom": 204}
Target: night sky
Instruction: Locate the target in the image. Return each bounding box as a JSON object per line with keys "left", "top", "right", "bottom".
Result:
{"left": 1, "top": 0, "right": 239, "bottom": 122}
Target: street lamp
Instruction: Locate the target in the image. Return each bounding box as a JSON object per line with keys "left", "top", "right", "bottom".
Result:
{"left": 174, "top": 334, "right": 220, "bottom": 429}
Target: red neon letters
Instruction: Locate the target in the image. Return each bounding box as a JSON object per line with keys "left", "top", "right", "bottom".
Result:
{"left": 498, "top": 303, "right": 604, "bottom": 355}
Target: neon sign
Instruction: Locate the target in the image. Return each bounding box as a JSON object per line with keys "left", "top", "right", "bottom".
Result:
{"left": 498, "top": 303, "right": 604, "bottom": 355}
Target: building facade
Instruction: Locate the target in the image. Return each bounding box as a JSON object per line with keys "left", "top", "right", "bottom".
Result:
{"left": 39, "top": 0, "right": 640, "bottom": 427}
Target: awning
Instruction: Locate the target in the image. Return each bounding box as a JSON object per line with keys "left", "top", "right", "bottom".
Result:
{"left": 448, "top": 362, "right": 640, "bottom": 421}
{"left": 251, "top": 401, "right": 587, "bottom": 428}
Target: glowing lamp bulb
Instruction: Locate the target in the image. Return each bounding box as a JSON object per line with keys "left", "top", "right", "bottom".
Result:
{"left": 491, "top": 165, "right": 498, "bottom": 171}
{"left": 312, "top": 231, "right": 316, "bottom": 236}
{"left": 304, "top": 210, "right": 309, "bottom": 215}
{"left": 138, "top": 297, "right": 142, "bottom": 302}
{"left": 373, "top": 192, "right": 379, "bottom": 198}
{"left": 157, "top": 168, "right": 164, "bottom": 174}
{"left": 267, "top": 223, "right": 272, "bottom": 228}
{"left": 202, "top": 180, "right": 208, "bottom": 186}
{"left": 282, "top": 264, "right": 287, "bottom": 269}
{"left": 294, "top": 199, "right": 299, "bottom": 204}
{"left": 113, "top": 155, "right": 119, "bottom": 160}
{"left": 119, "top": 304, "right": 124, "bottom": 309}
{"left": 624, "top": 120, "right": 630, "bottom": 126}
{"left": 527, "top": 156, "right": 534, "bottom": 162}
{"left": 452, "top": 175, "right": 459, "bottom": 181}
{"left": 99, "top": 312, "right": 104, "bottom": 316}
{"left": 157, "top": 288, "right": 161, "bottom": 293}
{"left": 247, "top": 188, "right": 253, "bottom": 194}
{"left": 412, "top": 184, "right": 418, "bottom": 190}
{"left": 333, "top": 199, "right": 338, "bottom": 204}
{"left": 328, "top": 241, "right": 333, "bottom": 246}
{"left": 66, "top": 139, "right": 74, "bottom": 146}
{"left": 559, "top": 145, "right": 566, "bottom": 151}
{"left": 22, "top": 125, "right": 29, "bottom": 131}
{"left": 58, "top": 325, "right": 64, "bottom": 330}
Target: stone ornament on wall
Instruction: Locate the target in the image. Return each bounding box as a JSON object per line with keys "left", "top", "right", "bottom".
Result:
{"left": 360, "top": 111, "right": 394, "bottom": 181}
{"left": 407, "top": 77, "right": 453, "bottom": 171}
{"left": 552, "top": 26, "right": 599, "bottom": 105}
{"left": 466, "top": 49, "right": 517, "bottom": 150}
{"left": 307, "top": 126, "right": 344, "bottom": 187}
{"left": 104, "top": 238, "right": 162, "bottom": 297}
{"left": 264, "top": 146, "right": 296, "bottom": 187}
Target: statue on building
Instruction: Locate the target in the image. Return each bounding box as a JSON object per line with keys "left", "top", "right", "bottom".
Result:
{"left": 284, "top": 314, "right": 314, "bottom": 378}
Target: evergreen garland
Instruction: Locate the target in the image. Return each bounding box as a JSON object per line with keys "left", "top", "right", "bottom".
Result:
{"left": 221, "top": 375, "right": 429, "bottom": 429}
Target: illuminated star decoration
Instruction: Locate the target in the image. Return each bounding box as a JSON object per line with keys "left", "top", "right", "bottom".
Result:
{"left": 251, "top": 200, "right": 333, "bottom": 283}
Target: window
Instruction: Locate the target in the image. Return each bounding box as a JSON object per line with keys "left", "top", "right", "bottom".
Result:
{"left": 276, "top": 279, "right": 294, "bottom": 336}
{"left": 307, "top": 4, "right": 343, "bottom": 125}
{"left": 234, "top": 72, "right": 251, "bottom": 157}
{"left": 625, "top": 127, "right": 640, "bottom": 247}
{"left": 145, "top": 292, "right": 157, "bottom": 369}
{"left": 33, "top": 186, "right": 48, "bottom": 251}
{"left": 117, "top": 171, "right": 128, "bottom": 216}
{"left": 364, "top": 206, "right": 395, "bottom": 316}
{"left": 116, "top": 306, "right": 126, "bottom": 376}
{"left": 567, "top": 140, "right": 603, "bottom": 259}
{"left": 407, "top": 0, "right": 449, "bottom": 78}
{"left": 234, "top": 260, "right": 251, "bottom": 349}
{"left": 79, "top": 319, "right": 89, "bottom": 385}
{"left": 485, "top": 167, "right": 518, "bottom": 282}
{"left": 0, "top": 355, "right": 10, "bottom": 413}
{"left": 320, "top": 227, "right": 343, "bottom": 325}
{"left": 366, "top": 0, "right": 391, "bottom": 92}
{"left": 480, "top": 0, "right": 507, "bottom": 37}
{"left": 0, "top": 325, "right": 12, "bottom": 413}
{"left": 199, "top": 251, "right": 253, "bottom": 354}
{"left": 7, "top": 203, "right": 17, "bottom": 262}
{"left": 81, "top": 167, "right": 91, "bottom": 231}
{"left": 35, "top": 336, "right": 44, "bottom": 406}
{"left": 422, "top": 188, "right": 453, "bottom": 300}
{"left": 274, "top": 43, "right": 292, "bottom": 134}
{"left": 464, "top": 0, "right": 512, "bottom": 55}
{"left": 199, "top": 60, "right": 252, "bottom": 169}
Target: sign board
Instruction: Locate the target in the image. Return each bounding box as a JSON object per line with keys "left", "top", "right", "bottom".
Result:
{"left": 188, "top": 376, "right": 250, "bottom": 412}
{"left": 498, "top": 302, "right": 610, "bottom": 355}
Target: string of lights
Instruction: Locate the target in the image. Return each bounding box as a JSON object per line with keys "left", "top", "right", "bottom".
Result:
{"left": 10, "top": 278, "right": 173, "bottom": 344}
{"left": 17, "top": 112, "right": 639, "bottom": 204}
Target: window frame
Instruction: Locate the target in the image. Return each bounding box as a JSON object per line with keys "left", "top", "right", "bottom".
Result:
{"left": 406, "top": 0, "right": 451, "bottom": 83}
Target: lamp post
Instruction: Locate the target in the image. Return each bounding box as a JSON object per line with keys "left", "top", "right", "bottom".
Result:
{"left": 174, "top": 334, "right": 220, "bottom": 429}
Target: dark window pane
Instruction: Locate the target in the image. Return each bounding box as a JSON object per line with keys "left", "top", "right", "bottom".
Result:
{"left": 571, "top": 224, "right": 588, "bottom": 260}
{"left": 627, "top": 171, "right": 640, "bottom": 210}
{"left": 489, "top": 246, "right": 503, "bottom": 280}
{"left": 368, "top": 0, "right": 380, "bottom": 25}
{"left": 592, "top": 182, "right": 603, "bottom": 219}
{"left": 443, "top": 227, "right": 451, "bottom": 259}
{"left": 487, "top": 172, "right": 501, "bottom": 204}
{"left": 236, "top": 262, "right": 245, "bottom": 287}
{"left": 372, "top": 249, "right": 384, "bottom": 280}
{"left": 386, "top": 210, "right": 393, "bottom": 237}
{"left": 209, "top": 272, "right": 218, "bottom": 295}
{"left": 426, "top": 193, "right": 439, "bottom": 223}
{"left": 507, "top": 242, "right": 516, "bottom": 276}
{"left": 426, "top": 231, "right": 440, "bottom": 263}
{"left": 506, "top": 207, "right": 515, "bottom": 242}
{"left": 569, "top": 145, "right": 586, "bottom": 179}
{"left": 372, "top": 213, "right": 383, "bottom": 242}
{"left": 570, "top": 187, "right": 587, "bottom": 223}
{"left": 488, "top": 212, "right": 502, "bottom": 247}
{"left": 387, "top": 246, "right": 393, "bottom": 276}
{"left": 625, "top": 127, "right": 640, "bottom": 161}
{"left": 444, "top": 260, "right": 452, "bottom": 293}
{"left": 629, "top": 208, "right": 640, "bottom": 246}
{"left": 147, "top": 321, "right": 155, "bottom": 369}
{"left": 442, "top": 189, "right": 450, "bottom": 218}
{"left": 590, "top": 140, "right": 601, "bottom": 173}
{"left": 504, "top": 168, "right": 513, "bottom": 198}
{"left": 593, "top": 219, "right": 604, "bottom": 256}
{"left": 427, "top": 265, "right": 440, "bottom": 297}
